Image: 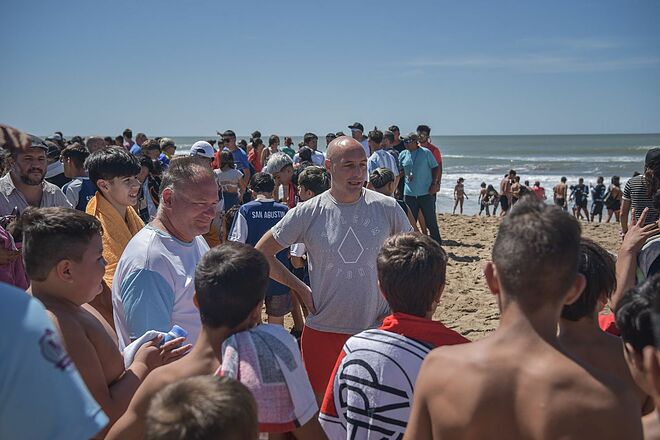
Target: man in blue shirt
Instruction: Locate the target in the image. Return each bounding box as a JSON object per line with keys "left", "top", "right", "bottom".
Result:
{"left": 0, "top": 283, "right": 108, "bottom": 439}
{"left": 221, "top": 130, "right": 251, "bottom": 189}
{"left": 398, "top": 132, "right": 442, "bottom": 243}
{"left": 229, "top": 172, "right": 291, "bottom": 325}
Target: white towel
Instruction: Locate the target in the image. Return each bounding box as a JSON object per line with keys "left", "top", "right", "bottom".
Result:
{"left": 121, "top": 330, "right": 163, "bottom": 368}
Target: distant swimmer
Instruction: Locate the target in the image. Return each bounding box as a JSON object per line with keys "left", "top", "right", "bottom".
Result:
{"left": 453, "top": 177, "right": 467, "bottom": 214}
{"left": 553, "top": 176, "right": 568, "bottom": 211}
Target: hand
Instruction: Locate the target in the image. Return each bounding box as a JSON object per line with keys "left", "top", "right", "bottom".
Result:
{"left": 295, "top": 284, "right": 316, "bottom": 315}
{"left": 621, "top": 208, "right": 659, "bottom": 253}
{"left": 160, "top": 337, "right": 192, "bottom": 364}
{"left": 0, "top": 247, "right": 20, "bottom": 265}
{"left": 429, "top": 182, "right": 440, "bottom": 194}
{"left": 133, "top": 335, "right": 164, "bottom": 371}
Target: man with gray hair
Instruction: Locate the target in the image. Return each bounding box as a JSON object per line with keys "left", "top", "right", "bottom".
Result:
{"left": 265, "top": 152, "right": 296, "bottom": 208}
{"left": 257, "top": 136, "right": 412, "bottom": 402}
{"left": 112, "top": 156, "right": 219, "bottom": 350}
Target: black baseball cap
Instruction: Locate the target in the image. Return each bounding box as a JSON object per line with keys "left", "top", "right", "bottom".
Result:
{"left": 222, "top": 130, "right": 236, "bottom": 138}
{"left": 348, "top": 122, "right": 364, "bottom": 132}
{"left": 388, "top": 125, "right": 400, "bottom": 132}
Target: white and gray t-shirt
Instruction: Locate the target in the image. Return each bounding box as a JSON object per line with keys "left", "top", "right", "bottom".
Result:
{"left": 271, "top": 189, "right": 412, "bottom": 334}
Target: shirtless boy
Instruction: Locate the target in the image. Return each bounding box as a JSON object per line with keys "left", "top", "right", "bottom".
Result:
{"left": 558, "top": 238, "right": 652, "bottom": 414}
{"left": 404, "top": 199, "right": 641, "bottom": 440}
{"left": 554, "top": 176, "right": 568, "bottom": 211}
{"left": 21, "top": 208, "right": 186, "bottom": 432}
{"left": 499, "top": 170, "right": 515, "bottom": 216}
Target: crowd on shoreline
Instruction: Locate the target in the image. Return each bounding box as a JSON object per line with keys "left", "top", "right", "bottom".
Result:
{"left": 1, "top": 121, "right": 660, "bottom": 439}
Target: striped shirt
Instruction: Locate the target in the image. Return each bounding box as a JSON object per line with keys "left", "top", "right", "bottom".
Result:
{"left": 623, "top": 175, "right": 660, "bottom": 225}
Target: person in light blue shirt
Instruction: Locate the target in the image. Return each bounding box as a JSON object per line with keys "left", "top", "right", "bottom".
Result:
{"left": 398, "top": 132, "right": 442, "bottom": 243}
{"left": 0, "top": 283, "right": 108, "bottom": 439}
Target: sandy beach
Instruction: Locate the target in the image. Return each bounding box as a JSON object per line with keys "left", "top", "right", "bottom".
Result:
{"left": 432, "top": 213, "right": 621, "bottom": 340}
{"left": 279, "top": 213, "right": 622, "bottom": 340}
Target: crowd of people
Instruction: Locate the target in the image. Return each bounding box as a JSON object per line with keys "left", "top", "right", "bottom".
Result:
{"left": 471, "top": 170, "right": 631, "bottom": 224}
{"left": 1, "top": 121, "right": 660, "bottom": 439}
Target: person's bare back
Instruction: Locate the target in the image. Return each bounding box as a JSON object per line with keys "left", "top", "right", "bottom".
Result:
{"left": 406, "top": 331, "right": 642, "bottom": 440}
{"left": 559, "top": 322, "right": 653, "bottom": 415}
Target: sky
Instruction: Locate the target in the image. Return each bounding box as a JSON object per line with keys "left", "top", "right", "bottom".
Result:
{"left": 1, "top": 0, "right": 659, "bottom": 137}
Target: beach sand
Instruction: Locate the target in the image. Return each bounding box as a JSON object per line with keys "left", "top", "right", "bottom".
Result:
{"left": 276, "top": 213, "right": 621, "bottom": 340}
{"left": 432, "top": 213, "right": 620, "bottom": 340}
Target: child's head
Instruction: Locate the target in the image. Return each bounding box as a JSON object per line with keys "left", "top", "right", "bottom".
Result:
{"left": 85, "top": 147, "right": 142, "bottom": 206}
{"left": 458, "top": 177, "right": 464, "bottom": 184}
{"left": 298, "top": 146, "right": 312, "bottom": 163}
{"left": 377, "top": 232, "right": 447, "bottom": 317}
{"left": 561, "top": 239, "right": 616, "bottom": 321}
{"left": 20, "top": 207, "right": 104, "bottom": 303}
{"left": 220, "top": 150, "right": 235, "bottom": 169}
{"left": 248, "top": 172, "right": 275, "bottom": 195}
{"left": 369, "top": 168, "right": 396, "bottom": 196}
{"left": 491, "top": 199, "right": 581, "bottom": 308}
{"left": 60, "top": 143, "right": 89, "bottom": 178}
{"left": 298, "top": 166, "right": 330, "bottom": 201}
{"left": 480, "top": 182, "right": 486, "bottom": 188}
{"left": 145, "top": 375, "right": 258, "bottom": 440}
{"left": 195, "top": 243, "right": 269, "bottom": 330}
{"left": 616, "top": 275, "right": 660, "bottom": 396}
{"left": 141, "top": 139, "right": 161, "bottom": 160}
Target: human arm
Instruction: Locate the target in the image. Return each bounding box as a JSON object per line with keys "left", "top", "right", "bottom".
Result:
{"left": 105, "top": 369, "right": 167, "bottom": 440}
{"left": 429, "top": 166, "right": 440, "bottom": 194}
{"left": 620, "top": 199, "right": 632, "bottom": 234}
{"left": 256, "top": 230, "right": 315, "bottom": 313}
{"left": 612, "top": 208, "right": 659, "bottom": 309}
{"left": 119, "top": 269, "right": 175, "bottom": 340}
{"left": 406, "top": 205, "right": 420, "bottom": 232}
{"left": 50, "top": 314, "right": 162, "bottom": 427}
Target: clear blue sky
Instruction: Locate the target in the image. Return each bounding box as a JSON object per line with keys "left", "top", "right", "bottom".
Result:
{"left": 1, "top": 0, "right": 659, "bottom": 137}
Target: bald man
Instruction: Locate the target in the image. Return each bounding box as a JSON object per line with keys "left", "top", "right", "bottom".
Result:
{"left": 257, "top": 136, "right": 413, "bottom": 402}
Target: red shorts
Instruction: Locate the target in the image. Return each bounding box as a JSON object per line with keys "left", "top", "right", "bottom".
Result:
{"left": 301, "top": 326, "right": 351, "bottom": 393}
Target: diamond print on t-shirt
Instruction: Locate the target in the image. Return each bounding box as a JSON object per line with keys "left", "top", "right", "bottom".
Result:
{"left": 337, "top": 226, "right": 364, "bottom": 264}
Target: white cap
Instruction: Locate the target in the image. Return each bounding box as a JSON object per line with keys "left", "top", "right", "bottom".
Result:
{"left": 189, "top": 141, "right": 214, "bottom": 159}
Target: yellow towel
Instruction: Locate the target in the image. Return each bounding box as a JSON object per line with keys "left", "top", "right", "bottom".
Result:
{"left": 86, "top": 192, "right": 144, "bottom": 289}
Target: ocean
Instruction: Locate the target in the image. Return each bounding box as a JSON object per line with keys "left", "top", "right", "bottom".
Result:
{"left": 169, "top": 133, "right": 660, "bottom": 216}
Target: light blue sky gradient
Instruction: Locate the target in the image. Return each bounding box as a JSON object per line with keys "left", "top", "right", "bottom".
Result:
{"left": 1, "top": 0, "right": 659, "bottom": 137}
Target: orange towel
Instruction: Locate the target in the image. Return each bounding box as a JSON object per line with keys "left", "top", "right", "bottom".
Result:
{"left": 86, "top": 192, "right": 144, "bottom": 289}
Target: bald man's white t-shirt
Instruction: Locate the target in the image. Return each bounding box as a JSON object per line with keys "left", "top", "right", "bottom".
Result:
{"left": 271, "top": 189, "right": 412, "bottom": 334}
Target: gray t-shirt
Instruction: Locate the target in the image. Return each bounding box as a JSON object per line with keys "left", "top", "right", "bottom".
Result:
{"left": 271, "top": 188, "right": 413, "bottom": 334}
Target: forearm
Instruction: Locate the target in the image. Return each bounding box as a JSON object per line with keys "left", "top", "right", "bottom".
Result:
{"left": 621, "top": 200, "right": 631, "bottom": 231}
{"left": 105, "top": 363, "right": 149, "bottom": 422}
{"left": 291, "top": 256, "right": 305, "bottom": 269}
{"left": 266, "top": 254, "right": 308, "bottom": 293}
{"left": 612, "top": 250, "right": 637, "bottom": 310}
{"left": 431, "top": 167, "right": 440, "bottom": 183}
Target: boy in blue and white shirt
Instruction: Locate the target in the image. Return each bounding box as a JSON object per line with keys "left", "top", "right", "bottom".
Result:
{"left": 367, "top": 128, "right": 399, "bottom": 184}
{"left": 229, "top": 172, "right": 291, "bottom": 325}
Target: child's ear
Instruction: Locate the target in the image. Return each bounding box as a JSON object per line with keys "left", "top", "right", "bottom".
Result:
{"left": 192, "top": 292, "right": 199, "bottom": 309}
{"left": 564, "top": 273, "right": 586, "bottom": 306}
{"left": 54, "top": 259, "right": 74, "bottom": 283}
{"left": 483, "top": 262, "right": 500, "bottom": 296}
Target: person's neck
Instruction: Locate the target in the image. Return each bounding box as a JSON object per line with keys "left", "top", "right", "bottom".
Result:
{"left": 407, "top": 144, "right": 419, "bottom": 152}
{"left": 558, "top": 315, "right": 602, "bottom": 342}
{"left": 497, "top": 300, "right": 562, "bottom": 345}
{"left": 229, "top": 144, "right": 237, "bottom": 151}
{"left": 372, "top": 144, "right": 382, "bottom": 152}
{"left": 10, "top": 172, "right": 43, "bottom": 199}
{"left": 30, "top": 281, "right": 80, "bottom": 309}
{"left": 189, "top": 326, "right": 233, "bottom": 366}
{"left": 151, "top": 211, "right": 193, "bottom": 243}
{"left": 330, "top": 186, "right": 362, "bottom": 204}
{"left": 74, "top": 169, "right": 87, "bottom": 178}
{"left": 254, "top": 193, "right": 272, "bottom": 200}
{"left": 100, "top": 192, "right": 128, "bottom": 220}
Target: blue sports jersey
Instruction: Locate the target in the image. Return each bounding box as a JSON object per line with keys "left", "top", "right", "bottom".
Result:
{"left": 229, "top": 199, "right": 290, "bottom": 295}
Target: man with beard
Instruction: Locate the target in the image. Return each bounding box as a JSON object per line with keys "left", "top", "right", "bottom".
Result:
{"left": 0, "top": 135, "right": 71, "bottom": 216}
